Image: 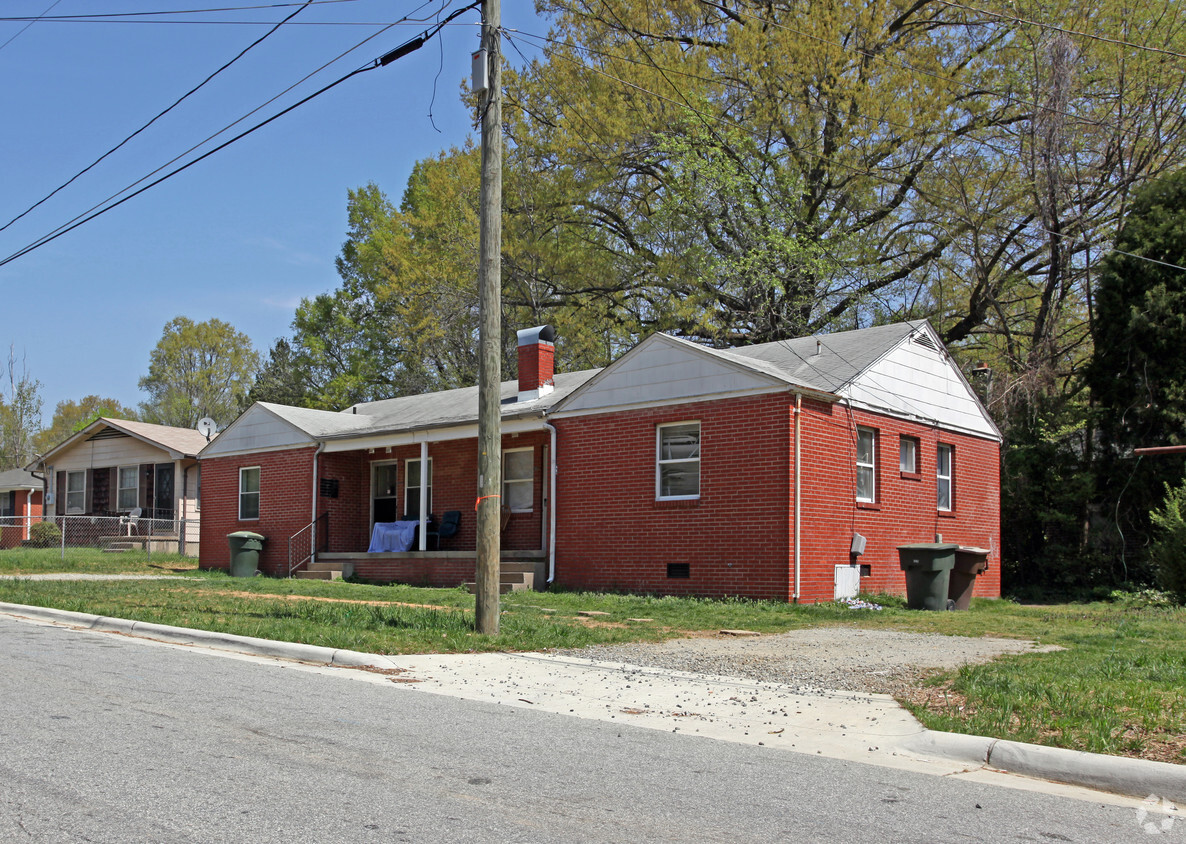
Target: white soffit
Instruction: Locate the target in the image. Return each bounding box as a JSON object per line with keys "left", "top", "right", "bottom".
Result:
{"left": 844, "top": 337, "right": 1001, "bottom": 441}
{"left": 556, "top": 335, "right": 785, "bottom": 415}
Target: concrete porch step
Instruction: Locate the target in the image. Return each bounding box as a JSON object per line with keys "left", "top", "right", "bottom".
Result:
{"left": 294, "top": 561, "right": 354, "bottom": 581}
{"left": 464, "top": 561, "right": 538, "bottom": 594}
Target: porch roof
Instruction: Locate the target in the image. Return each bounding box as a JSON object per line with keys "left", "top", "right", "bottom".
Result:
{"left": 0, "top": 468, "right": 40, "bottom": 492}
{"left": 205, "top": 369, "right": 603, "bottom": 456}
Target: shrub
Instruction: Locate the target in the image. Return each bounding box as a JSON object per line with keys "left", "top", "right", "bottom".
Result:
{"left": 28, "top": 520, "right": 61, "bottom": 548}
{"left": 1149, "top": 477, "right": 1186, "bottom": 601}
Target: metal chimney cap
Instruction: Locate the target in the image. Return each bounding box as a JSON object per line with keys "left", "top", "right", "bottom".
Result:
{"left": 517, "top": 325, "right": 555, "bottom": 346}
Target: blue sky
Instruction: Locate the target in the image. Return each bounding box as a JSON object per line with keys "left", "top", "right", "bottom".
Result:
{"left": 0, "top": 0, "right": 546, "bottom": 421}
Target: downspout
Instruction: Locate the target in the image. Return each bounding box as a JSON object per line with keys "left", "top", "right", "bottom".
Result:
{"left": 544, "top": 422, "right": 558, "bottom": 583}
{"left": 311, "top": 443, "right": 325, "bottom": 564}
{"left": 794, "top": 393, "right": 802, "bottom": 603}
{"left": 24, "top": 489, "right": 33, "bottom": 541}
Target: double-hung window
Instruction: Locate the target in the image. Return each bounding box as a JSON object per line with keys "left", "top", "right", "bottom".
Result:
{"left": 117, "top": 466, "right": 139, "bottom": 511}
{"left": 239, "top": 467, "right": 260, "bottom": 520}
{"left": 856, "top": 427, "right": 877, "bottom": 503}
{"left": 937, "top": 444, "right": 954, "bottom": 511}
{"left": 404, "top": 458, "right": 432, "bottom": 519}
{"left": 65, "top": 470, "right": 86, "bottom": 513}
{"left": 503, "top": 448, "right": 534, "bottom": 512}
{"left": 657, "top": 422, "right": 700, "bottom": 500}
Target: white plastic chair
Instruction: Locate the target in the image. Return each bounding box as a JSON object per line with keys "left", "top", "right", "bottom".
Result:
{"left": 120, "top": 507, "right": 142, "bottom": 536}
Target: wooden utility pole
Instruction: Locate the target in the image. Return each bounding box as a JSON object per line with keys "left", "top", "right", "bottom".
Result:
{"left": 475, "top": 0, "right": 502, "bottom": 636}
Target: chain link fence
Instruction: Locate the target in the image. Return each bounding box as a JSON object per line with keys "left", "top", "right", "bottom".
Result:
{"left": 8, "top": 514, "right": 200, "bottom": 559}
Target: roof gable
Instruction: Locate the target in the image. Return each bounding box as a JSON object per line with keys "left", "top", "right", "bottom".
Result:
{"left": 846, "top": 326, "right": 1001, "bottom": 440}
{"left": 553, "top": 334, "right": 825, "bottom": 415}
{"left": 198, "top": 404, "right": 320, "bottom": 458}
{"left": 35, "top": 417, "right": 209, "bottom": 466}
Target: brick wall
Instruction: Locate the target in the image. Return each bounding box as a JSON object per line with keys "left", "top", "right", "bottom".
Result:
{"left": 1, "top": 490, "right": 45, "bottom": 549}
{"left": 553, "top": 394, "right": 795, "bottom": 601}
{"left": 199, "top": 433, "right": 552, "bottom": 574}
{"left": 551, "top": 394, "right": 1001, "bottom": 604}
{"left": 199, "top": 447, "right": 316, "bottom": 574}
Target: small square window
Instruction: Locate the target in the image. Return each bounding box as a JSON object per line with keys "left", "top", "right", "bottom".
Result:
{"left": 900, "top": 437, "right": 918, "bottom": 474}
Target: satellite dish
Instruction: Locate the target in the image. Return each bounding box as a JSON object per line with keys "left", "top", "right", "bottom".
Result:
{"left": 196, "top": 417, "right": 217, "bottom": 441}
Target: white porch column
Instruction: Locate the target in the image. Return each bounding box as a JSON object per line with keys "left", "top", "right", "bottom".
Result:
{"left": 418, "top": 440, "right": 429, "bottom": 551}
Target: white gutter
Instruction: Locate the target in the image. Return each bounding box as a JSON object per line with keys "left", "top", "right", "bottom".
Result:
{"left": 793, "top": 393, "right": 802, "bottom": 603}
{"left": 544, "top": 422, "right": 558, "bottom": 583}
{"left": 24, "top": 489, "right": 33, "bottom": 541}
{"left": 310, "top": 443, "right": 325, "bottom": 564}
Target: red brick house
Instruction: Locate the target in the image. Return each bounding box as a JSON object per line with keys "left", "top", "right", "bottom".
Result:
{"left": 198, "top": 321, "right": 1001, "bottom": 603}
{"left": 0, "top": 469, "right": 43, "bottom": 549}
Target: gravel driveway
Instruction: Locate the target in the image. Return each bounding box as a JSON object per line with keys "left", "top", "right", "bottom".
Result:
{"left": 556, "top": 626, "right": 1059, "bottom": 696}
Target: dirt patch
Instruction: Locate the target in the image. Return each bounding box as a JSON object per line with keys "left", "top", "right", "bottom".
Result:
{"left": 209, "top": 590, "right": 460, "bottom": 612}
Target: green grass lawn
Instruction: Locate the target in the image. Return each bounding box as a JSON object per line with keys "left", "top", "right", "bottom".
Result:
{"left": 0, "top": 547, "right": 1182, "bottom": 763}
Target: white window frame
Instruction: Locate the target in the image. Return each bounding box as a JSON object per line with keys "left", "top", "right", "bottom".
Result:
{"left": 656, "top": 421, "right": 701, "bottom": 501}
{"left": 937, "top": 444, "right": 954, "bottom": 511}
{"left": 503, "top": 447, "right": 534, "bottom": 513}
{"left": 65, "top": 470, "right": 86, "bottom": 513}
{"left": 899, "top": 436, "right": 918, "bottom": 474}
{"left": 404, "top": 457, "right": 433, "bottom": 519}
{"left": 856, "top": 427, "right": 877, "bottom": 503}
{"left": 238, "top": 466, "right": 260, "bottom": 521}
{"left": 117, "top": 465, "right": 139, "bottom": 511}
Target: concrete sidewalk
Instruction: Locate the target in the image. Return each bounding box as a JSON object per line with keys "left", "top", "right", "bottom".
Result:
{"left": 2, "top": 600, "right": 1183, "bottom": 810}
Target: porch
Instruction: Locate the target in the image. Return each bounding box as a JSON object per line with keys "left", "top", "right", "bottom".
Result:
{"left": 302, "top": 550, "right": 546, "bottom": 593}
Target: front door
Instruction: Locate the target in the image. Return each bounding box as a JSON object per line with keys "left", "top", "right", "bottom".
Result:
{"left": 371, "top": 462, "right": 399, "bottom": 524}
{"left": 154, "top": 463, "right": 175, "bottom": 519}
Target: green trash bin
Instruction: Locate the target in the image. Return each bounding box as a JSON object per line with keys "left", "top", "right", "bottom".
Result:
{"left": 227, "top": 531, "right": 265, "bottom": 577}
{"left": 948, "top": 547, "right": 990, "bottom": 611}
{"left": 897, "top": 543, "right": 958, "bottom": 610}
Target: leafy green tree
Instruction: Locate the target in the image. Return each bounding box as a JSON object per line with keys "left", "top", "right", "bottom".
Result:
{"left": 138, "top": 317, "right": 259, "bottom": 429}
{"left": 1087, "top": 169, "right": 1186, "bottom": 579}
{"left": 34, "top": 395, "right": 139, "bottom": 453}
{"left": 1149, "top": 475, "right": 1186, "bottom": 601}
{"left": 249, "top": 339, "right": 314, "bottom": 408}
{"left": 0, "top": 346, "right": 42, "bottom": 470}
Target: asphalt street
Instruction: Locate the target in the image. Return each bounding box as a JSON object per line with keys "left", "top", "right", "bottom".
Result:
{"left": 0, "top": 614, "right": 1160, "bottom": 843}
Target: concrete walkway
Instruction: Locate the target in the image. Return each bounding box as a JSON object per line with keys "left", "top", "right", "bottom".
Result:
{"left": 1, "top": 599, "right": 1183, "bottom": 812}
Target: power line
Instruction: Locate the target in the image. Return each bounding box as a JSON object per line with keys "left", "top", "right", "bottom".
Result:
{"left": 0, "top": 0, "right": 62, "bottom": 53}
{"left": 0, "top": 0, "right": 317, "bottom": 235}
{"left": 0, "top": 0, "right": 480, "bottom": 269}
{"left": 0, "top": 1, "right": 357, "bottom": 22}
{"left": 936, "top": 0, "right": 1186, "bottom": 61}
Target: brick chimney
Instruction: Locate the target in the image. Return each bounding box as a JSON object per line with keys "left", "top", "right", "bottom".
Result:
{"left": 517, "top": 325, "right": 556, "bottom": 401}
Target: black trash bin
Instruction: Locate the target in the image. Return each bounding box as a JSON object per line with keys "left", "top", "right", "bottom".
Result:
{"left": 897, "top": 543, "right": 958, "bottom": 610}
{"left": 947, "top": 547, "right": 990, "bottom": 610}
{"left": 227, "top": 531, "right": 265, "bottom": 577}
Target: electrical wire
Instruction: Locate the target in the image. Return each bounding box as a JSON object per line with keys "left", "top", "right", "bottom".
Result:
{"left": 0, "top": 0, "right": 62, "bottom": 53}
{"left": 0, "top": 1, "right": 358, "bottom": 21}
{"left": 0, "top": 0, "right": 479, "bottom": 269}
{"left": 936, "top": 0, "right": 1186, "bottom": 61}
{"left": 0, "top": 0, "right": 318, "bottom": 235}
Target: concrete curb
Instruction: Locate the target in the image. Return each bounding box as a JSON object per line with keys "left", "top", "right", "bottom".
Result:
{"left": 4, "top": 600, "right": 1184, "bottom": 803}
{"left": 0, "top": 602, "right": 402, "bottom": 671}
{"left": 901, "top": 730, "right": 1186, "bottom": 803}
